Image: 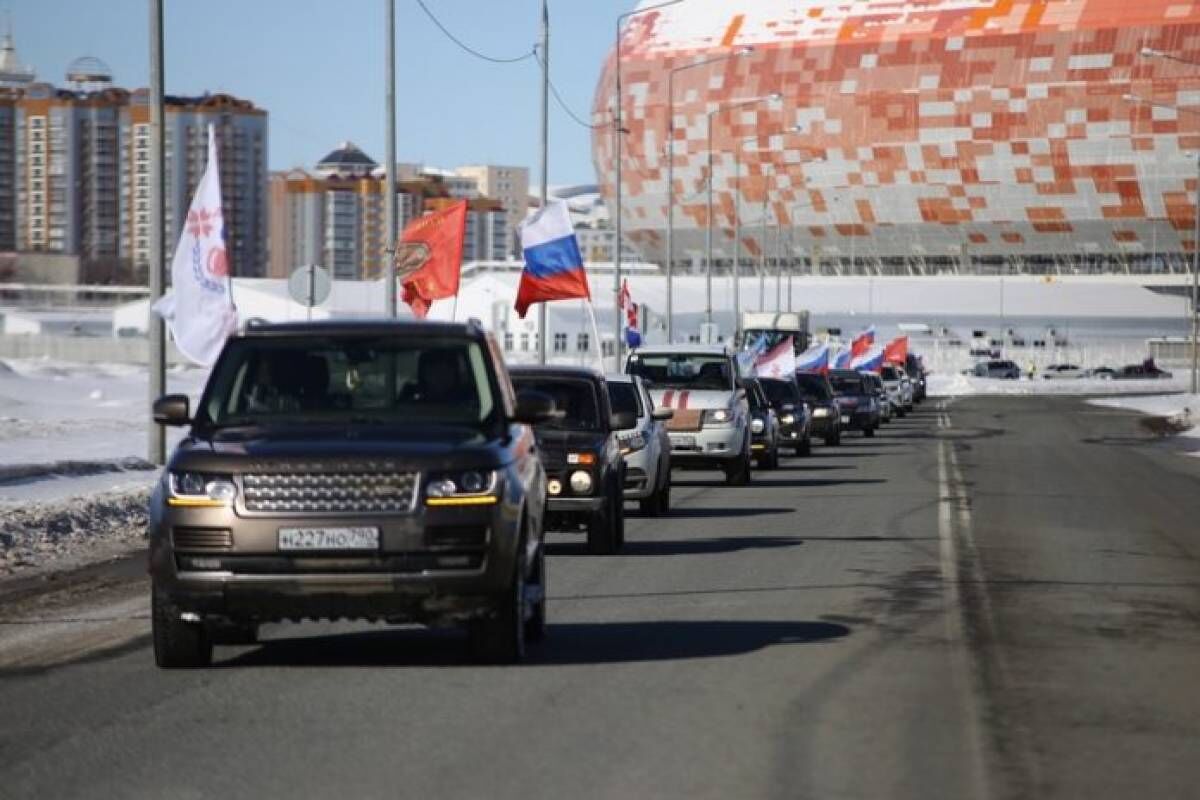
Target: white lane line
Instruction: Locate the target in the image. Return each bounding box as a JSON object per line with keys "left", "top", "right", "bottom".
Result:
{"left": 937, "top": 410, "right": 992, "bottom": 800}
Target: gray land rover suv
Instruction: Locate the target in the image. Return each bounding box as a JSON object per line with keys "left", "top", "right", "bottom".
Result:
{"left": 149, "top": 319, "right": 554, "bottom": 668}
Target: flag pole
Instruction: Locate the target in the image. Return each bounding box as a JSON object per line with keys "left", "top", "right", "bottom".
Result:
{"left": 537, "top": 0, "right": 550, "bottom": 365}
{"left": 147, "top": 0, "right": 166, "bottom": 465}
{"left": 584, "top": 301, "right": 605, "bottom": 373}
{"left": 384, "top": 0, "right": 398, "bottom": 318}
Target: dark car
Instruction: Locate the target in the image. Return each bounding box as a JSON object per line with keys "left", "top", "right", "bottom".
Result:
{"left": 1114, "top": 360, "right": 1174, "bottom": 380}
{"left": 759, "top": 376, "right": 813, "bottom": 456}
{"left": 148, "top": 320, "right": 554, "bottom": 668}
{"left": 510, "top": 366, "right": 634, "bottom": 556}
{"left": 741, "top": 377, "right": 782, "bottom": 469}
{"left": 905, "top": 353, "right": 927, "bottom": 401}
{"left": 796, "top": 371, "right": 841, "bottom": 446}
{"left": 828, "top": 369, "right": 881, "bottom": 437}
{"left": 971, "top": 359, "right": 1020, "bottom": 379}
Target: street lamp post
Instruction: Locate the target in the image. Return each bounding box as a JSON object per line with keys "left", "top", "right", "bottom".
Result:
{"left": 705, "top": 93, "right": 781, "bottom": 331}
{"left": 1125, "top": 87, "right": 1200, "bottom": 393}
{"left": 665, "top": 47, "right": 753, "bottom": 343}
{"left": 614, "top": 0, "right": 682, "bottom": 363}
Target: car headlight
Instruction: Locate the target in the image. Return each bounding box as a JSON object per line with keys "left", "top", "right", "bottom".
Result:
{"left": 750, "top": 417, "right": 765, "bottom": 434}
{"left": 569, "top": 470, "right": 593, "bottom": 495}
{"left": 780, "top": 414, "right": 796, "bottom": 425}
{"left": 618, "top": 432, "right": 647, "bottom": 455}
{"left": 813, "top": 408, "right": 830, "bottom": 418}
{"left": 168, "top": 472, "right": 237, "bottom": 507}
{"left": 426, "top": 469, "right": 500, "bottom": 506}
{"left": 702, "top": 408, "right": 733, "bottom": 427}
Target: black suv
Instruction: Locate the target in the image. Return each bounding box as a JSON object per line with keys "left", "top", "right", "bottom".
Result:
{"left": 759, "top": 376, "right": 812, "bottom": 456}
{"left": 149, "top": 320, "right": 554, "bottom": 668}
{"left": 742, "top": 377, "right": 781, "bottom": 469}
{"left": 796, "top": 371, "right": 841, "bottom": 446}
{"left": 828, "top": 369, "right": 881, "bottom": 437}
{"left": 510, "top": 366, "right": 634, "bottom": 555}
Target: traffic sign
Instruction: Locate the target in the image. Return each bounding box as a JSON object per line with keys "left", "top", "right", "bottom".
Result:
{"left": 288, "top": 264, "right": 332, "bottom": 313}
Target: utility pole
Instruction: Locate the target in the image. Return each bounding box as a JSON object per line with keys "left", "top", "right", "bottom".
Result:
{"left": 385, "top": 0, "right": 397, "bottom": 317}
{"left": 147, "top": 0, "right": 165, "bottom": 465}
{"left": 1192, "top": 154, "right": 1199, "bottom": 393}
{"left": 538, "top": 0, "right": 549, "bottom": 364}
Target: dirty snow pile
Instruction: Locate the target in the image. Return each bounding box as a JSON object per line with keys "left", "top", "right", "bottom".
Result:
{"left": 0, "top": 357, "right": 207, "bottom": 577}
{"left": 1088, "top": 393, "right": 1200, "bottom": 455}
{"left": 927, "top": 372, "right": 1190, "bottom": 398}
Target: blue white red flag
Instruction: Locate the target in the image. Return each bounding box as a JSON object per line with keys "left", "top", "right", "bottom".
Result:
{"left": 796, "top": 343, "right": 829, "bottom": 373}
{"left": 832, "top": 346, "right": 852, "bottom": 369}
{"left": 515, "top": 200, "right": 591, "bottom": 318}
{"left": 851, "top": 345, "right": 885, "bottom": 372}
{"left": 151, "top": 125, "right": 237, "bottom": 366}
{"left": 850, "top": 327, "right": 875, "bottom": 358}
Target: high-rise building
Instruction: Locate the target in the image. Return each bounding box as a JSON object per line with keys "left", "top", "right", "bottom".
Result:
{"left": 1, "top": 52, "right": 267, "bottom": 282}
{"left": 455, "top": 164, "right": 528, "bottom": 258}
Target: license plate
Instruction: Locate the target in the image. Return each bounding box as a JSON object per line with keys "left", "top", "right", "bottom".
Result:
{"left": 670, "top": 435, "right": 697, "bottom": 449}
{"left": 841, "top": 415, "right": 851, "bottom": 425}
{"left": 278, "top": 527, "right": 380, "bottom": 551}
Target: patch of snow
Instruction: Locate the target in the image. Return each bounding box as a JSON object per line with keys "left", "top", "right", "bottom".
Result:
{"left": 927, "top": 373, "right": 1190, "bottom": 397}
{"left": 1088, "top": 393, "right": 1200, "bottom": 457}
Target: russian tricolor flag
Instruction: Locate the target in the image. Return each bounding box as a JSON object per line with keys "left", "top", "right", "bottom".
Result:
{"left": 851, "top": 345, "right": 884, "bottom": 373}
{"left": 850, "top": 326, "right": 875, "bottom": 358}
{"left": 831, "top": 346, "right": 852, "bottom": 369}
{"left": 796, "top": 343, "right": 830, "bottom": 373}
{"left": 515, "top": 200, "right": 591, "bottom": 318}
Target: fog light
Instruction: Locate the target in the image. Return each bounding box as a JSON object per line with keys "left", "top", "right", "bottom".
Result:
{"left": 547, "top": 479, "right": 562, "bottom": 496}
{"left": 569, "top": 470, "right": 593, "bottom": 494}
{"left": 750, "top": 418, "right": 765, "bottom": 434}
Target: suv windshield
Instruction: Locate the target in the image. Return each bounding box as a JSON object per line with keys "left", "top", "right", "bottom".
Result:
{"left": 796, "top": 373, "right": 832, "bottom": 403}
{"left": 880, "top": 366, "right": 900, "bottom": 380}
{"left": 513, "top": 377, "right": 601, "bottom": 431}
{"left": 760, "top": 378, "right": 800, "bottom": 407}
{"left": 199, "top": 335, "right": 496, "bottom": 429}
{"left": 627, "top": 352, "right": 732, "bottom": 391}
{"left": 606, "top": 381, "right": 642, "bottom": 418}
{"left": 830, "top": 374, "right": 866, "bottom": 395}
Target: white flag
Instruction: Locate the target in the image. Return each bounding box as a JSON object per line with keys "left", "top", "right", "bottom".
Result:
{"left": 151, "top": 125, "right": 238, "bottom": 366}
{"left": 754, "top": 336, "right": 797, "bottom": 379}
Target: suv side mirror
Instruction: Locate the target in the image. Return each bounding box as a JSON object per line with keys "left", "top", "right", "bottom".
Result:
{"left": 651, "top": 407, "right": 674, "bottom": 422}
{"left": 153, "top": 394, "right": 191, "bottom": 426}
{"left": 513, "top": 390, "right": 558, "bottom": 425}
{"left": 610, "top": 410, "right": 638, "bottom": 431}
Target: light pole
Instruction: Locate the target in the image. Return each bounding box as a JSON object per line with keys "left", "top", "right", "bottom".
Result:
{"left": 384, "top": 0, "right": 397, "bottom": 318}
{"left": 664, "top": 47, "right": 753, "bottom": 343}
{"left": 705, "top": 93, "right": 781, "bottom": 330}
{"left": 538, "top": 0, "right": 549, "bottom": 363}
{"left": 1125, "top": 89, "right": 1200, "bottom": 392}
{"left": 614, "top": 0, "right": 682, "bottom": 362}
{"left": 148, "top": 0, "right": 165, "bottom": 464}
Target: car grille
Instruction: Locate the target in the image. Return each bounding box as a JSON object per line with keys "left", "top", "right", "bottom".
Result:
{"left": 173, "top": 527, "right": 233, "bottom": 550}
{"left": 241, "top": 471, "right": 419, "bottom": 514}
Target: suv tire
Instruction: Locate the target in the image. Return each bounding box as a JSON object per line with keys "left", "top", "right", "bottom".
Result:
{"left": 470, "top": 561, "right": 526, "bottom": 664}
{"left": 864, "top": 426, "right": 876, "bottom": 438}
{"left": 587, "top": 487, "right": 619, "bottom": 555}
{"left": 152, "top": 589, "right": 212, "bottom": 669}
{"left": 825, "top": 428, "right": 841, "bottom": 447}
{"left": 724, "top": 445, "right": 753, "bottom": 486}
{"left": 796, "top": 433, "right": 812, "bottom": 457}
{"left": 655, "top": 477, "right": 671, "bottom": 515}
{"left": 524, "top": 539, "right": 546, "bottom": 643}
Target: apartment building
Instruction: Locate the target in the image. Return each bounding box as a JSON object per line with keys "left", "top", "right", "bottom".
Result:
{"left": 455, "top": 164, "right": 527, "bottom": 258}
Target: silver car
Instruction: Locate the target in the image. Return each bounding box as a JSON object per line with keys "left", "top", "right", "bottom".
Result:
{"left": 606, "top": 373, "right": 673, "bottom": 515}
{"left": 879, "top": 365, "right": 913, "bottom": 417}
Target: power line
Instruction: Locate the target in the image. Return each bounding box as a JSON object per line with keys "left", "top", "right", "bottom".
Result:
{"left": 413, "top": 0, "right": 535, "bottom": 64}
{"left": 533, "top": 48, "right": 607, "bottom": 131}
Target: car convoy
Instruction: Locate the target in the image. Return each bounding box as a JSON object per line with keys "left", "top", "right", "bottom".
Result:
{"left": 148, "top": 318, "right": 929, "bottom": 669}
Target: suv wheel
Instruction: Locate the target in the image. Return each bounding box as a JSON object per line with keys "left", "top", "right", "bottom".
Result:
{"left": 587, "top": 486, "right": 619, "bottom": 555}
{"left": 470, "top": 560, "right": 526, "bottom": 664}
{"left": 864, "top": 426, "right": 876, "bottom": 438}
{"left": 152, "top": 589, "right": 212, "bottom": 669}
{"left": 655, "top": 476, "right": 671, "bottom": 515}
{"left": 524, "top": 540, "right": 546, "bottom": 643}
{"left": 613, "top": 491, "right": 626, "bottom": 549}
{"left": 724, "top": 445, "right": 752, "bottom": 486}
{"left": 797, "top": 433, "right": 812, "bottom": 457}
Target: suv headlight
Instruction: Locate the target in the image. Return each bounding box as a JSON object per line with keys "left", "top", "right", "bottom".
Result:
{"left": 569, "top": 470, "right": 594, "bottom": 495}
{"left": 780, "top": 413, "right": 796, "bottom": 426}
{"left": 702, "top": 408, "right": 734, "bottom": 427}
{"left": 168, "top": 472, "right": 237, "bottom": 507}
{"left": 813, "top": 407, "right": 830, "bottom": 418}
{"left": 618, "top": 432, "right": 647, "bottom": 455}
{"left": 426, "top": 470, "right": 500, "bottom": 506}
{"left": 750, "top": 417, "right": 765, "bottom": 434}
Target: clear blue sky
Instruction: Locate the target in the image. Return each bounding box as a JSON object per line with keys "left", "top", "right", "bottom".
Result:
{"left": 11, "top": 0, "right": 623, "bottom": 185}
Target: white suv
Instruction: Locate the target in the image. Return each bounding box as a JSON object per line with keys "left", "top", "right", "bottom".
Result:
{"left": 625, "top": 345, "right": 753, "bottom": 486}
{"left": 880, "top": 364, "right": 913, "bottom": 416}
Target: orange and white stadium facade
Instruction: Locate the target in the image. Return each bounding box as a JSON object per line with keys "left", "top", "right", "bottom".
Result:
{"left": 592, "top": 0, "right": 1200, "bottom": 271}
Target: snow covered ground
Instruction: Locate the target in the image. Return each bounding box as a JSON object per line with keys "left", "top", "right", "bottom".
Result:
{"left": 0, "top": 358, "right": 207, "bottom": 578}
{"left": 927, "top": 372, "right": 1191, "bottom": 398}
{"left": 1088, "top": 393, "right": 1200, "bottom": 457}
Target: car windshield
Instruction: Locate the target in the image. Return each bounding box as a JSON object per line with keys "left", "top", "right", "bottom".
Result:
{"left": 198, "top": 335, "right": 496, "bottom": 429}
{"left": 881, "top": 366, "right": 900, "bottom": 380}
{"left": 760, "top": 379, "right": 800, "bottom": 407}
{"left": 606, "top": 381, "right": 642, "bottom": 418}
{"left": 830, "top": 374, "right": 866, "bottom": 395}
{"left": 513, "top": 377, "right": 601, "bottom": 431}
{"left": 796, "top": 373, "right": 832, "bottom": 403}
{"left": 627, "top": 352, "right": 732, "bottom": 391}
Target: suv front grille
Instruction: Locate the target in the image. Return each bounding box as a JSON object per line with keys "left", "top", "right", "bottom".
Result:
{"left": 241, "top": 472, "right": 419, "bottom": 514}
{"left": 173, "top": 527, "right": 233, "bottom": 550}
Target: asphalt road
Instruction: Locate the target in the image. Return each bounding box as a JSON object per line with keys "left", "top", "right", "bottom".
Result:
{"left": 2, "top": 397, "right": 1199, "bottom": 800}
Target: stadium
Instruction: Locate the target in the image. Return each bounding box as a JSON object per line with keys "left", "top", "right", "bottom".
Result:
{"left": 592, "top": 0, "right": 1200, "bottom": 276}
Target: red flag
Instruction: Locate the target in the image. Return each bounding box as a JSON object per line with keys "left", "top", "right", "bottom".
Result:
{"left": 883, "top": 336, "right": 909, "bottom": 365}
{"left": 850, "top": 332, "right": 871, "bottom": 358}
{"left": 400, "top": 200, "right": 467, "bottom": 318}
{"left": 621, "top": 280, "right": 637, "bottom": 330}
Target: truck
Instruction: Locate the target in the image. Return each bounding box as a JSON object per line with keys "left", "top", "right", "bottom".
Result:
{"left": 740, "top": 311, "right": 811, "bottom": 356}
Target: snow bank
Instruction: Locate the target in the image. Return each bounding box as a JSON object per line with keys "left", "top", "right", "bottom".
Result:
{"left": 1087, "top": 393, "right": 1199, "bottom": 457}
{"left": 927, "top": 372, "right": 1191, "bottom": 397}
